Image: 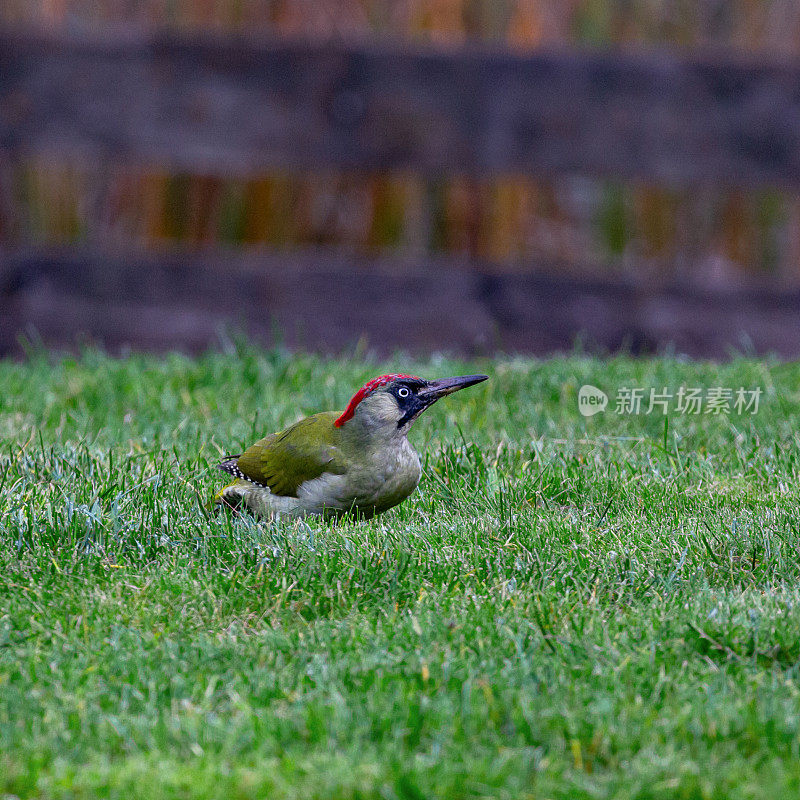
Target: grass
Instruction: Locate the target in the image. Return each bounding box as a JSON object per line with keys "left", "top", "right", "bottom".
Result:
{"left": 2, "top": 345, "right": 800, "bottom": 798}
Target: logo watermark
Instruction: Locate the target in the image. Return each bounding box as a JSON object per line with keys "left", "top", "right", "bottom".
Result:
{"left": 578, "top": 386, "right": 762, "bottom": 416}
{"left": 578, "top": 385, "right": 609, "bottom": 417}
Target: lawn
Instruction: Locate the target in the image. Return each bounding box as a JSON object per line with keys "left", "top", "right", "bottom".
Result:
{"left": 2, "top": 346, "right": 800, "bottom": 799}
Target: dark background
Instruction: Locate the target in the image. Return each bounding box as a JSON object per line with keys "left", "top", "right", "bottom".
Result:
{"left": 3, "top": 0, "right": 800, "bottom": 358}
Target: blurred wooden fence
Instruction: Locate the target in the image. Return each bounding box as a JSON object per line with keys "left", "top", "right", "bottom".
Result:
{"left": 3, "top": 27, "right": 800, "bottom": 356}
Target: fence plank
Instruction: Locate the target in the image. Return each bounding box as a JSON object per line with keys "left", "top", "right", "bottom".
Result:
{"left": 3, "top": 247, "right": 800, "bottom": 357}
{"left": 2, "top": 28, "right": 800, "bottom": 185}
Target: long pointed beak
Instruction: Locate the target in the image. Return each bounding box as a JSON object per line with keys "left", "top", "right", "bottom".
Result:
{"left": 419, "top": 374, "right": 488, "bottom": 402}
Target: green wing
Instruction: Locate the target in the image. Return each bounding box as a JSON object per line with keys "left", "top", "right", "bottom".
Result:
{"left": 234, "top": 412, "right": 346, "bottom": 497}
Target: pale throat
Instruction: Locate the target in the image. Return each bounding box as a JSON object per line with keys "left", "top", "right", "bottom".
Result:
{"left": 349, "top": 393, "right": 410, "bottom": 442}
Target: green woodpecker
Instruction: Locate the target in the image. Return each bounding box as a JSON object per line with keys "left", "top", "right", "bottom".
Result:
{"left": 215, "top": 372, "right": 487, "bottom": 520}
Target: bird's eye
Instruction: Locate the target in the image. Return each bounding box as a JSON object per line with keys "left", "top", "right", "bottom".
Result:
{"left": 397, "top": 387, "right": 410, "bottom": 398}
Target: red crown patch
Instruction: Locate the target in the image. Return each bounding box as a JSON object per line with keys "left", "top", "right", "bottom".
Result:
{"left": 334, "top": 374, "right": 423, "bottom": 427}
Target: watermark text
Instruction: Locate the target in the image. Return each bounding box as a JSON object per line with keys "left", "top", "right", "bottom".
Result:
{"left": 578, "top": 385, "right": 762, "bottom": 417}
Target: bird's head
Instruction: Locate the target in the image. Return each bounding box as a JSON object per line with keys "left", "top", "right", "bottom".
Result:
{"left": 334, "top": 373, "right": 488, "bottom": 435}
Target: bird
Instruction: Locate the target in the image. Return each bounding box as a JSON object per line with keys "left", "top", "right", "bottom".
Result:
{"left": 215, "top": 372, "right": 488, "bottom": 520}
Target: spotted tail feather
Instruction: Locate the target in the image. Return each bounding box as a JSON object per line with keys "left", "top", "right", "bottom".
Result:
{"left": 218, "top": 455, "right": 246, "bottom": 480}
{"left": 217, "top": 455, "right": 269, "bottom": 489}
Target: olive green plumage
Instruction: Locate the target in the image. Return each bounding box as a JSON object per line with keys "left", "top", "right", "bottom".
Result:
{"left": 236, "top": 412, "right": 347, "bottom": 497}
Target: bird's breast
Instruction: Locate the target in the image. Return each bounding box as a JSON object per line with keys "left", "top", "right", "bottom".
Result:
{"left": 297, "top": 437, "right": 421, "bottom": 517}
{"left": 363, "top": 438, "right": 422, "bottom": 510}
